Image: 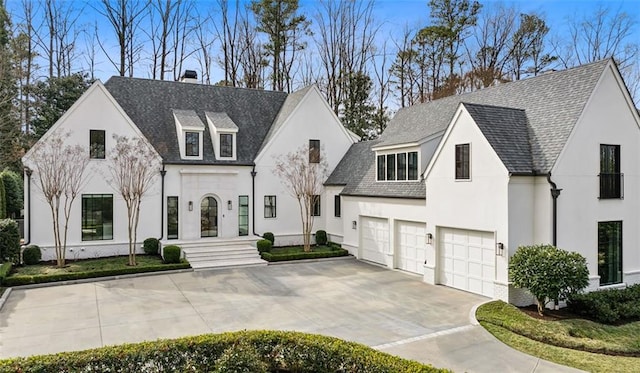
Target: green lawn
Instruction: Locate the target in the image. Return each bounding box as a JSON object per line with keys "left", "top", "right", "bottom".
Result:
{"left": 13, "top": 255, "right": 170, "bottom": 276}
{"left": 477, "top": 300, "right": 640, "bottom": 372}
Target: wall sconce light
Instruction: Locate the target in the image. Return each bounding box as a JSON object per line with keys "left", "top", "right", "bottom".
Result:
{"left": 496, "top": 242, "right": 504, "bottom": 256}
{"left": 188, "top": 201, "right": 193, "bottom": 211}
{"left": 352, "top": 220, "right": 357, "bottom": 229}
{"left": 426, "top": 233, "right": 433, "bottom": 245}
{"left": 227, "top": 200, "right": 232, "bottom": 210}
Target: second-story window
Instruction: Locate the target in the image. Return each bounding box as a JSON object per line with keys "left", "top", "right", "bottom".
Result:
{"left": 220, "top": 134, "right": 233, "bottom": 158}
{"left": 309, "top": 139, "right": 320, "bottom": 163}
{"left": 600, "top": 144, "right": 622, "bottom": 199}
{"left": 455, "top": 143, "right": 470, "bottom": 180}
{"left": 90, "top": 130, "right": 105, "bottom": 159}
{"left": 185, "top": 132, "right": 199, "bottom": 156}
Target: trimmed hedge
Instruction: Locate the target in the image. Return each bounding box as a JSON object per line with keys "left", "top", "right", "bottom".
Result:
{"left": 163, "top": 245, "right": 181, "bottom": 264}
{"left": 2, "top": 262, "right": 190, "bottom": 287}
{"left": 22, "top": 245, "right": 42, "bottom": 265}
{"left": 0, "top": 219, "right": 19, "bottom": 263}
{"left": 262, "top": 232, "right": 275, "bottom": 245}
{"left": 0, "top": 262, "right": 11, "bottom": 284}
{"left": 143, "top": 238, "right": 160, "bottom": 255}
{"left": 315, "top": 230, "right": 327, "bottom": 245}
{"left": 256, "top": 239, "right": 272, "bottom": 253}
{"left": 0, "top": 330, "right": 447, "bottom": 372}
{"left": 568, "top": 284, "right": 640, "bottom": 324}
{"left": 262, "top": 248, "right": 349, "bottom": 262}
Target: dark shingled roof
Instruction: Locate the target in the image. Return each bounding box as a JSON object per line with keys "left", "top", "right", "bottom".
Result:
{"left": 462, "top": 103, "right": 533, "bottom": 174}
{"left": 378, "top": 59, "right": 610, "bottom": 172}
{"left": 104, "top": 77, "right": 288, "bottom": 164}
{"left": 326, "top": 140, "right": 425, "bottom": 199}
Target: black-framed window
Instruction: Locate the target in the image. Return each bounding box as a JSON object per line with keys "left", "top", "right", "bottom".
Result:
{"left": 397, "top": 153, "right": 407, "bottom": 180}
{"left": 90, "top": 130, "right": 105, "bottom": 159}
{"left": 309, "top": 139, "right": 320, "bottom": 163}
{"left": 455, "top": 143, "right": 470, "bottom": 180}
{"left": 264, "top": 196, "right": 276, "bottom": 218}
{"left": 334, "top": 195, "right": 341, "bottom": 217}
{"left": 220, "top": 134, "right": 233, "bottom": 158}
{"left": 599, "top": 144, "right": 622, "bottom": 199}
{"left": 82, "top": 194, "right": 113, "bottom": 241}
{"left": 386, "top": 154, "right": 396, "bottom": 181}
{"left": 598, "top": 221, "right": 623, "bottom": 285}
{"left": 185, "top": 132, "right": 199, "bottom": 156}
{"left": 239, "top": 195, "right": 249, "bottom": 236}
{"left": 408, "top": 151, "right": 418, "bottom": 180}
{"left": 377, "top": 155, "right": 386, "bottom": 181}
{"left": 311, "top": 195, "right": 321, "bottom": 216}
{"left": 167, "top": 196, "right": 178, "bottom": 239}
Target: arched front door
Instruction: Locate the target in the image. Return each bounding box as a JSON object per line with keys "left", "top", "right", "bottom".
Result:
{"left": 201, "top": 197, "right": 218, "bottom": 237}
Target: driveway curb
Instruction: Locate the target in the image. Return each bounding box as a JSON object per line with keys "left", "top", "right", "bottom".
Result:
{"left": 0, "top": 287, "right": 11, "bottom": 311}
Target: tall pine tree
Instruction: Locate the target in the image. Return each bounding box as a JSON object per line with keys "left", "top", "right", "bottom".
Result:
{"left": 0, "top": 0, "right": 21, "bottom": 173}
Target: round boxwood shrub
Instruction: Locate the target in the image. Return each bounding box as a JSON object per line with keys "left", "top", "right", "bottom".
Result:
{"left": 215, "top": 341, "right": 268, "bottom": 373}
{"left": 22, "top": 245, "right": 42, "bottom": 265}
{"left": 257, "top": 239, "right": 272, "bottom": 253}
{"left": 0, "top": 218, "right": 20, "bottom": 263}
{"left": 163, "top": 245, "right": 181, "bottom": 264}
{"left": 262, "top": 232, "right": 275, "bottom": 245}
{"left": 315, "top": 230, "right": 327, "bottom": 245}
{"left": 143, "top": 237, "right": 160, "bottom": 255}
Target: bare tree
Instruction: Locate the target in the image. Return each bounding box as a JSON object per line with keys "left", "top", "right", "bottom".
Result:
{"left": 193, "top": 9, "right": 216, "bottom": 84}
{"left": 108, "top": 135, "right": 161, "bottom": 266}
{"left": 214, "top": 0, "right": 241, "bottom": 86}
{"left": 371, "top": 41, "right": 391, "bottom": 137}
{"left": 273, "top": 144, "right": 328, "bottom": 252}
{"left": 36, "top": 0, "right": 84, "bottom": 78}
{"left": 26, "top": 131, "right": 90, "bottom": 267}
{"left": 238, "top": 10, "right": 266, "bottom": 89}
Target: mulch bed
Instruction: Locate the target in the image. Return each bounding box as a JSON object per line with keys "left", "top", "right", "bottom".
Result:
{"left": 518, "top": 304, "right": 580, "bottom": 321}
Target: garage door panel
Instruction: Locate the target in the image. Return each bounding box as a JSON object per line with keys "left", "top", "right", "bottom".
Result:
{"left": 395, "top": 221, "right": 426, "bottom": 275}
{"left": 361, "top": 217, "right": 388, "bottom": 265}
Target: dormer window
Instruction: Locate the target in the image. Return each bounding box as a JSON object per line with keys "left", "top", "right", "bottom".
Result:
{"left": 173, "top": 109, "right": 205, "bottom": 160}
{"left": 185, "top": 132, "right": 200, "bottom": 156}
{"left": 206, "top": 111, "right": 238, "bottom": 161}
{"left": 220, "top": 134, "right": 233, "bottom": 158}
{"left": 376, "top": 151, "right": 419, "bottom": 181}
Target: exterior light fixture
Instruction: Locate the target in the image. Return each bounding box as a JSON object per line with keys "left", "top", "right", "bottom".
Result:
{"left": 426, "top": 233, "right": 433, "bottom": 245}
{"left": 188, "top": 201, "right": 193, "bottom": 211}
{"left": 352, "top": 220, "right": 357, "bottom": 229}
{"left": 496, "top": 242, "right": 504, "bottom": 256}
{"left": 227, "top": 200, "right": 232, "bottom": 210}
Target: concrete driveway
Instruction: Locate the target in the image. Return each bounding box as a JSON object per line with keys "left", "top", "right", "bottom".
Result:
{"left": 0, "top": 259, "right": 582, "bottom": 372}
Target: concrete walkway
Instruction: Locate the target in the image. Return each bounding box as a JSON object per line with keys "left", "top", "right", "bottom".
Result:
{"left": 0, "top": 259, "right": 583, "bottom": 372}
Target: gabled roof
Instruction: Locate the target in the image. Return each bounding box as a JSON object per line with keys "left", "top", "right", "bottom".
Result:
{"left": 462, "top": 103, "right": 533, "bottom": 174}
{"left": 173, "top": 109, "right": 205, "bottom": 129}
{"left": 104, "top": 77, "right": 288, "bottom": 164}
{"left": 205, "top": 112, "right": 238, "bottom": 130}
{"left": 378, "top": 59, "right": 610, "bottom": 172}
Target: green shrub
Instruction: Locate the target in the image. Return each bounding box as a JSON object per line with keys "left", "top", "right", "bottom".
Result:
{"left": 0, "top": 330, "right": 446, "bottom": 372}
{"left": 0, "top": 177, "right": 5, "bottom": 219}
{"left": 261, "top": 248, "right": 349, "bottom": 262}
{"left": 509, "top": 244, "right": 589, "bottom": 315}
{"left": 143, "top": 238, "right": 160, "bottom": 255}
{"left": 0, "top": 170, "right": 23, "bottom": 218}
{"left": 163, "top": 245, "right": 181, "bottom": 264}
{"left": 214, "top": 340, "right": 268, "bottom": 373}
{"left": 0, "top": 262, "right": 11, "bottom": 284}
{"left": 327, "top": 241, "right": 342, "bottom": 250}
{"left": 0, "top": 219, "right": 20, "bottom": 263}
{"left": 262, "top": 232, "right": 274, "bottom": 245}
{"left": 22, "top": 245, "right": 41, "bottom": 265}
{"left": 256, "top": 239, "right": 272, "bottom": 253}
{"left": 568, "top": 284, "right": 640, "bottom": 324}
{"left": 315, "top": 230, "right": 327, "bottom": 245}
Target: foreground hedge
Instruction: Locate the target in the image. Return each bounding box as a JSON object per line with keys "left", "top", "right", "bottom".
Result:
{"left": 261, "top": 248, "right": 349, "bottom": 262}
{"left": 2, "top": 262, "right": 190, "bottom": 287}
{"left": 0, "top": 262, "right": 11, "bottom": 283}
{"left": 0, "top": 330, "right": 448, "bottom": 373}
{"left": 568, "top": 284, "right": 640, "bottom": 324}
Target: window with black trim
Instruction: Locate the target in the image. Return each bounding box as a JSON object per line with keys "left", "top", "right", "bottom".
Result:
{"left": 334, "top": 195, "right": 341, "bottom": 217}
{"left": 408, "top": 152, "right": 418, "bottom": 180}
{"left": 377, "top": 155, "right": 386, "bottom": 181}
{"left": 264, "top": 196, "right": 276, "bottom": 218}
{"left": 386, "top": 154, "right": 396, "bottom": 180}
{"left": 239, "top": 195, "right": 249, "bottom": 235}
{"left": 185, "top": 132, "right": 199, "bottom": 156}
{"left": 455, "top": 143, "right": 470, "bottom": 180}
{"left": 397, "top": 153, "right": 407, "bottom": 180}
{"left": 311, "top": 195, "right": 321, "bottom": 216}
{"left": 167, "top": 196, "right": 178, "bottom": 239}
{"left": 90, "top": 130, "right": 105, "bottom": 159}
{"left": 598, "top": 221, "right": 622, "bottom": 285}
{"left": 309, "top": 139, "right": 320, "bottom": 163}
{"left": 599, "top": 144, "right": 622, "bottom": 199}
{"left": 220, "top": 134, "right": 233, "bottom": 158}
{"left": 82, "top": 194, "right": 113, "bottom": 241}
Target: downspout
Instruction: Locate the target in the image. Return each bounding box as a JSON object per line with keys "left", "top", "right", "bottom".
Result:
{"left": 251, "top": 165, "right": 259, "bottom": 236}
{"left": 158, "top": 163, "right": 166, "bottom": 240}
{"left": 546, "top": 173, "right": 562, "bottom": 246}
{"left": 23, "top": 167, "right": 32, "bottom": 246}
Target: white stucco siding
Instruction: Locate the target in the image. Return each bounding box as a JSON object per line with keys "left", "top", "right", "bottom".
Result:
{"left": 552, "top": 65, "right": 640, "bottom": 286}
{"left": 507, "top": 177, "right": 535, "bottom": 254}
{"left": 24, "top": 82, "right": 162, "bottom": 260}
{"left": 424, "top": 107, "right": 510, "bottom": 298}
{"left": 324, "top": 186, "right": 344, "bottom": 242}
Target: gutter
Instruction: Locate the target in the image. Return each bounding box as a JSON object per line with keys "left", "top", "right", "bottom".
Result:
{"left": 158, "top": 163, "right": 166, "bottom": 240}
{"left": 23, "top": 167, "right": 32, "bottom": 245}
{"left": 546, "top": 173, "right": 562, "bottom": 246}
{"left": 251, "top": 165, "right": 259, "bottom": 236}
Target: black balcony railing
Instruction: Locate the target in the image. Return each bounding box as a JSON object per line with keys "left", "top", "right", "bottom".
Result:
{"left": 599, "top": 173, "right": 623, "bottom": 199}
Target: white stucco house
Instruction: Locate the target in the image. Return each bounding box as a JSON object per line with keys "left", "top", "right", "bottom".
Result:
{"left": 22, "top": 74, "right": 356, "bottom": 268}
{"left": 325, "top": 58, "right": 640, "bottom": 303}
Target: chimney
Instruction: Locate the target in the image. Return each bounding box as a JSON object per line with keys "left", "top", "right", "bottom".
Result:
{"left": 180, "top": 70, "right": 198, "bottom": 83}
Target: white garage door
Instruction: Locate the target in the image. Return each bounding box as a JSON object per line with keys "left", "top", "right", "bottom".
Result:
{"left": 360, "top": 217, "right": 389, "bottom": 265}
{"left": 396, "top": 221, "right": 426, "bottom": 275}
{"left": 439, "top": 228, "right": 495, "bottom": 297}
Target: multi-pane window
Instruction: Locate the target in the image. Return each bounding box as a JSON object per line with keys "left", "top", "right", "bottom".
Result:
{"left": 82, "top": 194, "right": 113, "bottom": 241}
{"left": 397, "top": 153, "right": 407, "bottom": 180}
{"left": 90, "top": 130, "right": 105, "bottom": 159}
{"left": 334, "top": 195, "right": 341, "bottom": 217}
{"left": 408, "top": 152, "right": 418, "bottom": 180}
{"left": 311, "top": 195, "right": 321, "bottom": 216}
{"left": 599, "top": 144, "right": 622, "bottom": 199}
{"left": 455, "top": 143, "right": 470, "bottom": 180}
{"left": 309, "top": 139, "right": 320, "bottom": 163}
{"left": 220, "top": 134, "right": 233, "bottom": 158}
{"left": 598, "top": 221, "right": 623, "bottom": 285}
{"left": 377, "top": 155, "right": 386, "bottom": 180}
{"left": 239, "top": 195, "right": 249, "bottom": 236}
{"left": 167, "top": 196, "right": 178, "bottom": 239}
{"left": 185, "top": 132, "right": 199, "bottom": 156}
{"left": 386, "top": 154, "right": 396, "bottom": 180}
{"left": 264, "top": 196, "right": 276, "bottom": 218}
{"left": 377, "top": 151, "right": 419, "bottom": 181}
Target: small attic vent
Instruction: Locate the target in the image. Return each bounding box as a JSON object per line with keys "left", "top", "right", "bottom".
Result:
{"left": 180, "top": 70, "right": 198, "bottom": 83}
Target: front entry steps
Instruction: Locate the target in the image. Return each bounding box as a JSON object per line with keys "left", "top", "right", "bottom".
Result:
{"left": 173, "top": 237, "right": 267, "bottom": 270}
